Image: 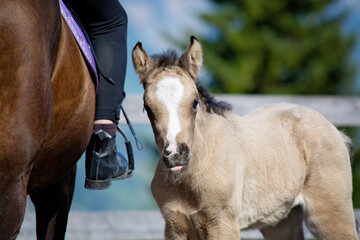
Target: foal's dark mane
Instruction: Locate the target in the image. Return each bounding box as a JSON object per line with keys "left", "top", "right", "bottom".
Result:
{"left": 151, "top": 49, "right": 179, "bottom": 67}
{"left": 152, "top": 49, "right": 232, "bottom": 117}
{"left": 196, "top": 83, "right": 232, "bottom": 116}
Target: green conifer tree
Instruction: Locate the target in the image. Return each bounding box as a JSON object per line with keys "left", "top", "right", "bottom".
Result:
{"left": 198, "top": 0, "right": 356, "bottom": 94}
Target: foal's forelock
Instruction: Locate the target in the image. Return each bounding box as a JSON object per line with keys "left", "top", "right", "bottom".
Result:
{"left": 156, "top": 76, "right": 185, "bottom": 154}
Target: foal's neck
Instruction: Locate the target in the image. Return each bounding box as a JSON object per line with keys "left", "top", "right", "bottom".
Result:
{"left": 192, "top": 109, "right": 232, "bottom": 155}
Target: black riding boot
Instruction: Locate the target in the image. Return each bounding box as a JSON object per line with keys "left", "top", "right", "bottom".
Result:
{"left": 85, "top": 130, "right": 129, "bottom": 190}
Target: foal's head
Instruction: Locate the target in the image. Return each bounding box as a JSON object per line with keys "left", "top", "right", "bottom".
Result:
{"left": 132, "top": 36, "right": 202, "bottom": 174}
{"left": 132, "top": 36, "right": 231, "bottom": 176}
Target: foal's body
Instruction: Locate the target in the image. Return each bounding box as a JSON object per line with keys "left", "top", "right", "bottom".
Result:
{"left": 152, "top": 103, "right": 355, "bottom": 239}
{"left": 132, "top": 37, "right": 357, "bottom": 239}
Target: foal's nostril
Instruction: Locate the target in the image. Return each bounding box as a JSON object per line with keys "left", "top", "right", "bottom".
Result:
{"left": 178, "top": 144, "right": 189, "bottom": 156}
{"left": 163, "top": 149, "right": 172, "bottom": 157}
{"left": 162, "top": 144, "right": 189, "bottom": 158}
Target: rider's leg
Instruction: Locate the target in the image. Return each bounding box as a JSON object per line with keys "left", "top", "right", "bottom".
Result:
{"left": 66, "top": 0, "right": 129, "bottom": 189}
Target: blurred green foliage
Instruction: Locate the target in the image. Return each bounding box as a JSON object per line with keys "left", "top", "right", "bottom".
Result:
{"left": 198, "top": 0, "right": 357, "bottom": 95}
{"left": 185, "top": 0, "right": 360, "bottom": 206}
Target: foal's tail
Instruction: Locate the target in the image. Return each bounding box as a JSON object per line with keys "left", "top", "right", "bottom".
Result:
{"left": 340, "top": 132, "right": 354, "bottom": 164}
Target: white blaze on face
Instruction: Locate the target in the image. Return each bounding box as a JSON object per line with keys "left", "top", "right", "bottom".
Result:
{"left": 156, "top": 77, "right": 184, "bottom": 154}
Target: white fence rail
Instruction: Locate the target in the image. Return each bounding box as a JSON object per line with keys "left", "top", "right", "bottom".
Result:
{"left": 119, "top": 94, "right": 360, "bottom": 126}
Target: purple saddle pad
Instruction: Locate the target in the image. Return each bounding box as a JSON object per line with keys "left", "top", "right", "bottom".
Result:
{"left": 59, "top": 0, "right": 98, "bottom": 87}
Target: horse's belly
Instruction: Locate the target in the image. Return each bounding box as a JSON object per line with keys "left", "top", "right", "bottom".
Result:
{"left": 27, "top": 17, "right": 95, "bottom": 192}
{"left": 28, "top": 85, "right": 94, "bottom": 192}
{"left": 28, "top": 123, "right": 91, "bottom": 191}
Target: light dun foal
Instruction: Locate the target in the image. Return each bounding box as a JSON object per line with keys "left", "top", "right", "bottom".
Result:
{"left": 132, "top": 36, "right": 358, "bottom": 240}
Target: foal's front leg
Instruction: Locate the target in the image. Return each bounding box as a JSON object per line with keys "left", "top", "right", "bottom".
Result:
{"left": 164, "top": 210, "right": 199, "bottom": 240}
{"left": 190, "top": 207, "right": 240, "bottom": 240}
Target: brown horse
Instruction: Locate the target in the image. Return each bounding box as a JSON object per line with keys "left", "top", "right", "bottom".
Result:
{"left": 0, "top": 0, "right": 95, "bottom": 239}
{"left": 132, "top": 36, "right": 358, "bottom": 239}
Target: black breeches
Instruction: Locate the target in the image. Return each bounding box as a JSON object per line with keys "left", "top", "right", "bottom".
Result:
{"left": 66, "top": 0, "right": 127, "bottom": 123}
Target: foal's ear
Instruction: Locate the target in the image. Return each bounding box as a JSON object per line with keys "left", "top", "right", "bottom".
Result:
{"left": 132, "top": 42, "right": 154, "bottom": 84}
{"left": 179, "top": 36, "right": 203, "bottom": 80}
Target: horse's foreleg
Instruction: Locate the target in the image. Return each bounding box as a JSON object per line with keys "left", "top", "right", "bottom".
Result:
{"left": 0, "top": 177, "right": 28, "bottom": 239}
{"left": 0, "top": 0, "right": 59, "bottom": 237}
{"left": 29, "top": 166, "right": 76, "bottom": 240}
{"left": 260, "top": 205, "right": 305, "bottom": 240}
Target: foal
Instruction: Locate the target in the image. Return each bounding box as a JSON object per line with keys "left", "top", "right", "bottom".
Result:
{"left": 132, "top": 36, "right": 358, "bottom": 240}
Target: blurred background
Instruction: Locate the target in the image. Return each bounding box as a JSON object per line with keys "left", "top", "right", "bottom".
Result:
{"left": 28, "top": 0, "right": 360, "bottom": 212}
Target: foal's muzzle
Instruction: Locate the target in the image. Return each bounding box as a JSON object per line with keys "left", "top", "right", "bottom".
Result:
{"left": 162, "top": 143, "right": 190, "bottom": 173}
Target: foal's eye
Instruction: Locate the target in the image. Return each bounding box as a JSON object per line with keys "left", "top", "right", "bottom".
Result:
{"left": 192, "top": 99, "right": 199, "bottom": 110}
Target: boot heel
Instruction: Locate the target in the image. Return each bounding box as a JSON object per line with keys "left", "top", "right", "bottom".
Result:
{"left": 84, "top": 178, "right": 112, "bottom": 190}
